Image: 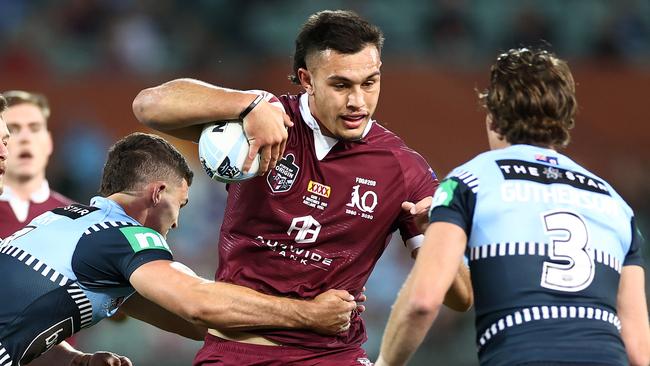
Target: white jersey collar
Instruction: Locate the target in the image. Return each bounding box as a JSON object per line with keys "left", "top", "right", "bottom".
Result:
{"left": 0, "top": 180, "right": 52, "bottom": 223}
{"left": 298, "top": 93, "right": 374, "bottom": 160}
{"left": 0, "top": 180, "right": 51, "bottom": 204}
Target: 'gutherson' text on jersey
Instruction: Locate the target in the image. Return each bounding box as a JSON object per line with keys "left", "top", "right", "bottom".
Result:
{"left": 216, "top": 92, "right": 438, "bottom": 351}
{"left": 0, "top": 197, "right": 172, "bottom": 366}
{"left": 429, "top": 144, "right": 644, "bottom": 365}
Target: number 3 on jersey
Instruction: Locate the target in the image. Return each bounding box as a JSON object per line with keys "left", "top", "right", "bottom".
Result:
{"left": 540, "top": 211, "right": 595, "bottom": 292}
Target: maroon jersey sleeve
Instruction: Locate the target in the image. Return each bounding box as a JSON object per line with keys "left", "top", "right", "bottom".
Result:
{"left": 394, "top": 147, "right": 439, "bottom": 249}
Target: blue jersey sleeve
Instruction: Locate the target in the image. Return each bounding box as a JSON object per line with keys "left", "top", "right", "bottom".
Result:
{"left": 72, "top": 224, "right": 173, "bottom": 288}
{"left": 428, "top": 176, "right": 477, "bottom": 237}
{"left": 624, "top": 217, "right": 645, "bottom": 267}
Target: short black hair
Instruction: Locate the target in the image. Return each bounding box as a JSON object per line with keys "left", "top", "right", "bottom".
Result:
{"left": 99, "top": 132, "right": 193, "bottom": 196}
{"left": 289, "top": 10, "right": 384, "bottom": 84}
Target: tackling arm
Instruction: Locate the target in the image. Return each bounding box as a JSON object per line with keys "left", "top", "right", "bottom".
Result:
{"left": 120, "top": 292, "right": 207, "bottom": 341}
{"left": 617, "top": 265, "right": 650, "bottom": 366}
{"left": 128, "top": 260, "right": 357, "bottom": 336}
{"left": 376, "top": 222, "right": 467, "bottom": 366}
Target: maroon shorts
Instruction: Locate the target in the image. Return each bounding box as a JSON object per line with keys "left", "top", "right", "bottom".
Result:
{"left": 193, "top": 333, "right": 373, "bottom": 366}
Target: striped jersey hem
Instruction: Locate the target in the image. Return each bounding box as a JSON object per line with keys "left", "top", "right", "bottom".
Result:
{"left": 478, "top": 304, "right": 620, "bottom": 348}
{"left": 0, "top": 342, "right": 12, "bottom": 366}
{"left": 0, "top": 245, "right": 72, "bottom": 286}
{"left": 83, "top": 221, "right": 134, "bottom": 236}
{"left": 468, "top": 242, "right": 622, "bottom": 273}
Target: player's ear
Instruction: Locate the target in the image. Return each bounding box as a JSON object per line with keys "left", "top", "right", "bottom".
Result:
{"left": 297, "top": 68, "right": 314, "bottom": 95}
{"left": 485, "top": 114, "right": 495, "bottom": 132}
{"left": 150, "top": 182, "right": 166, "bottom": 207}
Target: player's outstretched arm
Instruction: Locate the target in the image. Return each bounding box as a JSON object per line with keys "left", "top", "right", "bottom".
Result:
{"left": 376, "top": 222, "right": 467, "bottom": 366}
{"left": 403, "top": 197, "right": 473, "bottom": 312}
{"left": 617, "top": 265, "right": 650, "bottom": 366}
{"left": 120, "top": 292, "right": 207, "bottom": 340}
{"left": 25, "top": 341, "right": 132, "bottom": 366}
{"left": 128, "top": 260, "right": 356, "bottom": 336}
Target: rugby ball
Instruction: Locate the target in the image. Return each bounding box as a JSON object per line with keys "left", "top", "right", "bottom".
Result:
{"left": 198, "top": 120, "right": 260, "bottom": 183}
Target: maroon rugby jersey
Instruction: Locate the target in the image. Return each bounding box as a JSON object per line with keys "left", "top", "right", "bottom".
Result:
{"left": 0, "top": 181, "right": 73, "bottom": 238}
{"left": 216, "top": 93, "right": 438, "bottom": 351}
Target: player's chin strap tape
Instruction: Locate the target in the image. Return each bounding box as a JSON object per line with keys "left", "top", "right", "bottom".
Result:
{"left": 239, "top": 94, "right": 264, "bottom": 120}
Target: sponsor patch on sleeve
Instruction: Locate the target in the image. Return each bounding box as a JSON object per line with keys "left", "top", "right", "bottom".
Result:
{"left": 119, "top": 226, "right": 171, "bottom": 254}
{"left": 431, "top": 179, "right": 458, "bottom": 209}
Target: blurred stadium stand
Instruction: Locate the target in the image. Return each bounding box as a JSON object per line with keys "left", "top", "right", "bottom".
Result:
{"left": 1, "top": 1, "right": 648, "bottom": 365}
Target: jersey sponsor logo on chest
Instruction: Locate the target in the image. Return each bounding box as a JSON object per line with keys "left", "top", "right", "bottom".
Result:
{"left": 307, "top": 180, "right": 331, "bottom": 198}
{"left": 302, "top": 180, "right": 330, "bottom": 210}
{"left": 253, "top": 215, "right": 334, "bottom": 271}
{"left": 345, "top": 177, "right": 378, "bottom": 220}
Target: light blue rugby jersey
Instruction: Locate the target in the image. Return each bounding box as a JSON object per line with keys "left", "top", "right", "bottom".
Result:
{"left": 0, "top": 197, "right": 172, "bottom": 366}
{"left": 429, "top": 144, "right": 643, "bottom": 366}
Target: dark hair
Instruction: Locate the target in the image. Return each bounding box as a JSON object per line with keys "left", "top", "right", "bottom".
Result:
{"left": 0, "top": 94, "right": 6, "bottom": 113}
{"left": 2, "top": 90, "right": 51, "bottom": 120}
{"left": 289, "top": 10, "right": 384, "bottom": 84}
{"left": 99, "top": 132, "right": 193, "bottom": 196}
{"left": 479, "top": 48, "right": 577, "bottom": 149}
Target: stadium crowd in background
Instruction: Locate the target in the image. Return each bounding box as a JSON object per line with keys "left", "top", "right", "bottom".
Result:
{"left": 376, "top": 48, "right": 650, "bottom": 366}
{"left": 0, "top": 1, "right": 648, "bottom": 77}
{"left": 134, "top": 9, "right": 472, "bottom": 365}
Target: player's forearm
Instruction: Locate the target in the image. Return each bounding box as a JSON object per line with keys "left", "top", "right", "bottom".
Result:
{"left": 187, "top": 281, "right": 311, "bottom": 331}
{"left": 442, "top": 264, "right": 473, "bottom": 311}
{"left": 618, "top": 266, "right": 650, "bottom": 366}
{"left": 120, "top": 293, "right": 207, "bottom": 341}
{"left": 132, "top": 78, "right": 257, "bottom": 133}
{"left": 379, "top": 223, "right": 467, "bottom": 365}
{"left": 377, "top": 281, "right": 440, "bottom": 366}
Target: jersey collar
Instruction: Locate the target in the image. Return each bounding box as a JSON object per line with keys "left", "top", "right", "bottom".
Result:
{"left": 91, "top": 196, "right": 125, "bottom": 213}
{"left": 299, "top": 93, "right": 374, "bottom": 160}
{"left": 0, "top": 180, "right": 51, "bottom": 204}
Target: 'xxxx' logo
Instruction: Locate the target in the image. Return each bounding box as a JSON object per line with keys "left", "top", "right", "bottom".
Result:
{"left": 307, "top": 180, "right": 331, "bottom": 198}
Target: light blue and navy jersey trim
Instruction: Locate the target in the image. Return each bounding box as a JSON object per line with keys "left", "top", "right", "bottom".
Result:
{"left": 428, "top": 145, "right": 642, "bottom": 365}
{"left": 0, "top": 244, "right": 72, "bottom": 286}
{"left": 0, "top": 197, "right": 173, "bottom": 366}
{"left": 468, "top": 241, "right": 623, "bottom": 273}
{"left": 0, "top": 341, "right": 11, "bottom": 366}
